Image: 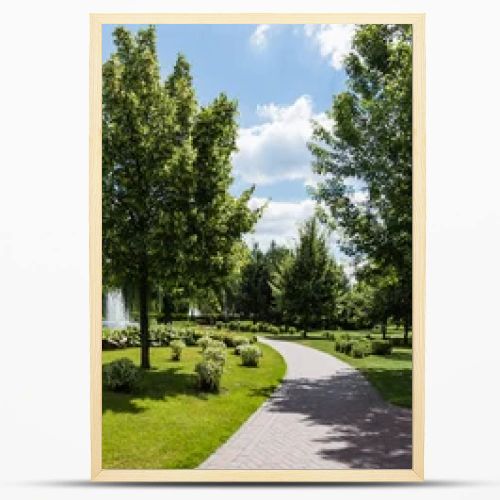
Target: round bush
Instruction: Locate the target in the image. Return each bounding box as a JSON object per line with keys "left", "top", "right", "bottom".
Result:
{"left": 222, "top": 333, "right": 236, "bottom": 347}
{"left": 102, "top": 358, "right": 139, "bottom": 392}
{"left": 203, "top": 346, "right": 226, "bottom": 366}
{"left": 228, "top": 321, "right": 240, "bottom": 332}
{"left": 197, "top": 335, "right": 212, "bottom": 351}
{"left": 268, "top": 325, "right": 280, "bottom": 336}
{"left": 195, "top": 359, "right": 224, "bottom": 392}
{"left": 249, "top": 324, "right": 259, "bottom": 334}
{"left": 181, "top": 329, "right": 197, "bottom": 346}
{"left": 351, "top": 340, "right": 372, "bottom": 358}
{"left": 232, "top": 336, "right": 249, "bottom": 354}
{"left": 210, "top": 331, "right": 224, "bottom": 342}
{"left": 240, "top": 344, "right": 262, "bottom": 367}
{"left": 170, "top": 339, "right": 185, "bottom": 361}
{"left": 371, "top": 340, "right": 393, "bottom": 355}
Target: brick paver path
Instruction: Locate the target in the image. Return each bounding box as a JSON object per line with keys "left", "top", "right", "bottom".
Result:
{"left": 199, "top": 337, "right": 412, "bottom": 469}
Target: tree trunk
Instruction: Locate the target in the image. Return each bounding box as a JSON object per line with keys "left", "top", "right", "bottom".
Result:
{"left": 403, "top": 316, "right": 410, "bottom": 346}
{"left": 381, "top": 317, "right": 387, "bottom": 340}
{"left": 139, "top": 277, "right": 150, "bottom": 369}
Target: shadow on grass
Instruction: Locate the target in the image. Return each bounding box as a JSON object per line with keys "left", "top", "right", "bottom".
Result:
{"left": 385, "top": 351, "right": 413, "bottom": 362}
{"left": 247, "top": 381, "right": 283, "bottom": 399}
{"left": 102, "top": 364, "right": 200, "bottom": 415}
{"left": 361, "top": 367, "right": 412, "bottom": 408}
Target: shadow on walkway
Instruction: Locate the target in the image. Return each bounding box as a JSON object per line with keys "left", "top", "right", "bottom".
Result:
{"left": 265, "top": 369, "right": 412, "bottom": 469}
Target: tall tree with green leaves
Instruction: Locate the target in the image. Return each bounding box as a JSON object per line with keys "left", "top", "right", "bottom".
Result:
{"left": 270, "top": 218, "right": 347, "bottom": 336}
{"left": 238, "top": 243, "right": 272, "bottom": 322}
{"left": 103, "top": 26, "right": 259, "bottom": 368}
{"left": 309, "top": 24, "right": 413, "bottom": 342}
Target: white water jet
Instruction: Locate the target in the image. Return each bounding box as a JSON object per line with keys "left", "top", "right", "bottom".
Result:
{"left": 103, "top": 289, "right": 134, "bottom": 328}
{"left": 188, "top": 304, "right": 201, "bottom": 317}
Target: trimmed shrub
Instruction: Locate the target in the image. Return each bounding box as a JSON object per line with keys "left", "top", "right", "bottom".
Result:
{"left": 208, "top": 339, "right": 226, "bottom": 350}
{"left": 228, "top": 320, "right": 240, "bottom": 332}
{"left": 215, "top": 321, "right": 224, "bottom": 330}
{"left": 335, "top": 339, "right": 356, "bottom": 355}
{"left": 268, "top": 325, "right": 280, "bottom": 336}
{"left": 203, "top": 346, "right": 227, "bottom": 366}
{"left": 351, "top": 340, "right": 372, "bottom": 358}
{"left": 182, "top": 329, "right": 197, "bottom": 346}
{"left": 195, "top": 359, "right": 224, "bottom": 392}
{"left": 240, "top": 344, "right": 262, "bottom": 367}
{"left": 371, "top": 339, "right": 393, "bottom": 355}
{"left": 232, "top": 336, "right": 249, "bottom": 354}
{"left": 249, "top": 323, "right": 259, "bottom": 334}
{"left": 197, "top": 335, "right": 212, "bottom": 351}
{"left": 210, "top": 331, "right": 224, "bottom": 342}
{"left": 279, "top": 325, "right": 287, "bottom": 333}
{"left": 102, "top": 358, "right": 139, "bottom": 392}
{"left": 288, "top": 326, "right": 297, "bottom": 335}
{"left": 222, "top": 333, "right": 235, "bottom": 347}
{"left": 170, "top": 339, "right": 185, "bottom": 361}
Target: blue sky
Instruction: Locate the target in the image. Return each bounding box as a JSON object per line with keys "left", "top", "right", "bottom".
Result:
{"left": 103, "top": 23, "right": 356, "bottom": 262}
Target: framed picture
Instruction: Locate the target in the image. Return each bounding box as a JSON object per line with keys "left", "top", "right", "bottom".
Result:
{"left": 90, "top": 13, "right": 425, "bottom": 482}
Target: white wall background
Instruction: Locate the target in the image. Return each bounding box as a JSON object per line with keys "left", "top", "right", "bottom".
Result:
{"left": 1, "top": 1, "right": 499, "bottom": 499}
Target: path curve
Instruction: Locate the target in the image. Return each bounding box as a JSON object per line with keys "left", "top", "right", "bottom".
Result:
{"left": 199, "top": 337, "right": 412, "bottom": 469}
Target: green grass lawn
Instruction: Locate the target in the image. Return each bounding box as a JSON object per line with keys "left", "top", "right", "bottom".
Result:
{"left": 102, "top": 341, "right": 285, "bottom": 469}
{"left": 265, "top": 330, "right": 412, "bottom": 409}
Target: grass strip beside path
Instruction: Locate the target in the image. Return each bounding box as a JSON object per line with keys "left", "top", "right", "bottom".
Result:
{"left": 102, "top": 342, "right": 286, "bottom": 469}
{"left": 289, "top": 338, "right": 412, "bottom": 408}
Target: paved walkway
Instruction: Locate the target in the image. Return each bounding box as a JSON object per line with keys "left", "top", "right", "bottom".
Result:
{"left": 199, "top": 337, "right": 412, "bottom": 469}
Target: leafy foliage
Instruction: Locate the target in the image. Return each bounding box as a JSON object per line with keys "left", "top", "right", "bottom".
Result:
{"left": 309, "top": 24, "right": 412, "bottom": 340}
{"left": 195, "top": 359, "right": 224, "bottom": 392}
{"left": 270, "top": 217, "right": 348, "bottom": 333}
{"left": 102, "top": 26, "right": 261, "bottom": 368}
{"left": 351, "top": 339, "right": 372, "bottom": 358}
{"left": 203, "top": 346, "right": 227, "bottom": 366}
{"left": 240, "top": 344, "right": 262, "bottom": 367}
{"left": 102, "top": 358, "right": 140, "bottom": 392}
{"left": 371, "top": 339, "right": 393, "bottom": 355}
{"left": 170, "top": 339, "right": 185, "bottom": 361}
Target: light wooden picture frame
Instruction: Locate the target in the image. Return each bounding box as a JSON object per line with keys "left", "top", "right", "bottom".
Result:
{"left": 90, "top": 12, "right": 425, "bottom": 482}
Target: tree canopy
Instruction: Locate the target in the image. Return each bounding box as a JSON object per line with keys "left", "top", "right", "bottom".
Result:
{"left": 309, "top": 24, "right": 412, "bottom": 340}
{"left": 270, "top": 218, "right": 347, "bottom": 335}
{"left": 103, "top": 26, "right": 260, "bottom": 367}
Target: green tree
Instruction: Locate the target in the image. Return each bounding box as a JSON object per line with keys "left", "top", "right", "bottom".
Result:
{"left": 356, "top": 262, "right": 400, "bottom": 338}
{"left": 336, "top": 281, "right": 375, "bottom": 330}
{"left": 103, "top": 26, "right": 259, "bottom": 368}
{"left": 309, "top": 24, "right": 413, "bottom": 342}
{"left": 271, "top": 218, "right": 346, "bottom": 336}
{"left": 238, "top": 244, "right": 272, "bottom": 322}
{"left": 237, "top": 241, "right": 291, "bottom": 322}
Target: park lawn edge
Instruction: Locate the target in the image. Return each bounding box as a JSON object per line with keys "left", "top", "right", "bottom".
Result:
{"left": 102, "top": 340, "right": 287, "bottom": 469}
{"left": 269, "top": 336, "right": 412, "bottom": 409}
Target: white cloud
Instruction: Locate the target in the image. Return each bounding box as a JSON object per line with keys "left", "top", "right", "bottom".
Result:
{"left": 234, "top": 95, "right": 332, "bottom": 186}
{"left": 249, "top": 24, "right": 271, "bottom": 49}
{"left": 245, "top": 197, "right": 316, "bottom": 250}
{"left": 304, "top": 24, "right": 355, "bottom": 70}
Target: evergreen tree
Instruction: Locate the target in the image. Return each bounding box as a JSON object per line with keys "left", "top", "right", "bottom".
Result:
{"left": 271, "top": 218, "right": 347, "bottom": 336}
